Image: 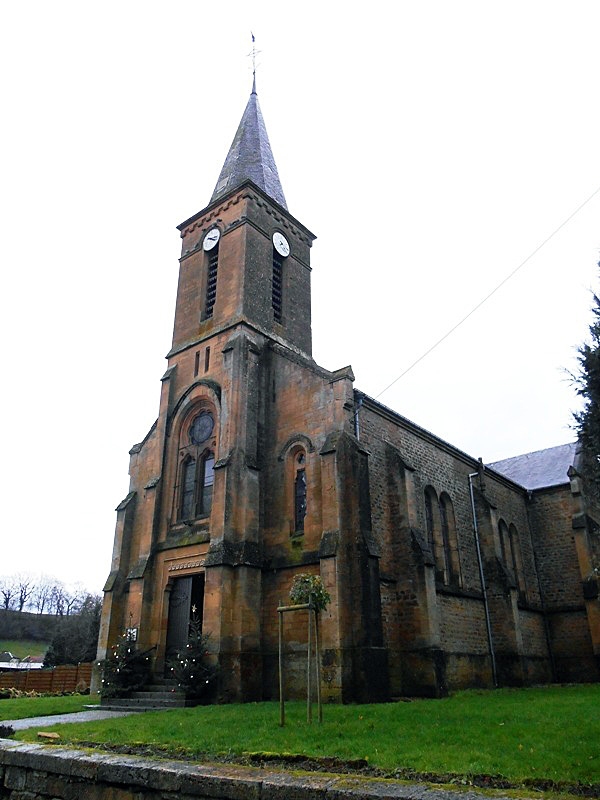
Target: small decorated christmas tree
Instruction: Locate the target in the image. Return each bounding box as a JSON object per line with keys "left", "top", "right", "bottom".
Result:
{"left": 99, "top": 630, "right": 152, "bottom": 698}
{"left": 169, "top": 606, "right": 217, "bottom": 699}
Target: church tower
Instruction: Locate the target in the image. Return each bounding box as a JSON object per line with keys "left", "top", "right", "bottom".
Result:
{"left": 171, "top": 77, "right": 314, "bottom": 360}
{"left": 96, "top": 79, "right": 388, "bottom": 703}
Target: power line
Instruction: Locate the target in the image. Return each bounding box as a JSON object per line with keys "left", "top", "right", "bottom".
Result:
{"left": 375, "top": 184, "right": 600, "bottom": 400}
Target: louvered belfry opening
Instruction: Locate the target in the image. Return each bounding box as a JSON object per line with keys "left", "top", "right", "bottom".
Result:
{"left": 272, "top": 247, "right": 283, "bottom": 322}
{"left": 205, "top": 246, "right": 219, "bottom": 318}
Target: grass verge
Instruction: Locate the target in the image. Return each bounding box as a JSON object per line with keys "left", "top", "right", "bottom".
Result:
{"left": 0, "top": 693, "right": 98, "bottom": 720}
{"left": 0, "top": 640, "right": 47, "bottom": 659}
{"left": 12, "top": 685, "right": 600, "bottom": 788}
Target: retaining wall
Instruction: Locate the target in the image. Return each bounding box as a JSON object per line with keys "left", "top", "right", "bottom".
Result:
{"left": 0, "top": 739, "right": 480, "bottom": 799}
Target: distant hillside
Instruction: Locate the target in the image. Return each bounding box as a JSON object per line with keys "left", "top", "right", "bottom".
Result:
{"left": 0, "top": 609, "right": 58, "bottom": 642}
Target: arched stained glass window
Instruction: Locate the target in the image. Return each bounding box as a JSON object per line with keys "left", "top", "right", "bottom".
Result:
{"left": 180, "top": 457, "right": 196, "bottom": 520}
{"left": 178, "top": 451, "right": 215, "bottom": 521}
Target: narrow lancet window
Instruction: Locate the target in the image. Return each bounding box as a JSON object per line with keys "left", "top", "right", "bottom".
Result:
{"left": 294, "top": 452, "right": 307, "bottom": 532}
{"left": 180, "top": 457, "right": 196, "bottom": 520}
{"left": 202, "top": 454, "right": 215, "bottom": 515}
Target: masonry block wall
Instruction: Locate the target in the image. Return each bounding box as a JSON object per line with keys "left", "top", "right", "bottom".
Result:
{"left": 528, "top": 485, "right": 600, "bottom": 682}
{"left": 358, "top": 396, "right": 563, "bottom": 696}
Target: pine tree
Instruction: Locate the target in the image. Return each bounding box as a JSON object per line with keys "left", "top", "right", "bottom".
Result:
{"left": 573, "top": 276, "right": 600, "bottom": 490}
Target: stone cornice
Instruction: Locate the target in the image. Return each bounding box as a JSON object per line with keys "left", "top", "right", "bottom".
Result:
{"left": 177, "top": 180, "right": 316, "bottom": 244}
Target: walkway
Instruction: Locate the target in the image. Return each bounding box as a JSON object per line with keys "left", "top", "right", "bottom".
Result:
{"left": 1, "top": 709, "right": 135, "bottom": 730}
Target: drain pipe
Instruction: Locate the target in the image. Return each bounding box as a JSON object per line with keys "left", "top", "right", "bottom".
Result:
{"left": 468, "top": 469, "right": 498, "bottom": 688}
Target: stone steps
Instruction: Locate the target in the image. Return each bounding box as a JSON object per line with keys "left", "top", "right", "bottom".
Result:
{"left": 100, "top": 682, "right": 187, "bottom": 712}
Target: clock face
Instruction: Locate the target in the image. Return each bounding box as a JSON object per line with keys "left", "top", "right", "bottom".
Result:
{"left": 203, "top": 228, "right": 221, "bottom": 251}
{"left": 272, "top": 232, "right": 290, "bottom": 257}
{"left": 189, "top": 412, "right": 215, "bottom": 445}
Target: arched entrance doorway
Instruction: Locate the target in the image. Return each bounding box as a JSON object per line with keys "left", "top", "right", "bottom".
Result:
{"left": 165, "top": 573, "right": 205, "bottom": 667}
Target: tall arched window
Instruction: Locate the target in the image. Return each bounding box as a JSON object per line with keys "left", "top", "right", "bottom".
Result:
{"left": 294, "top": 451, "right": 307, "bottom": 533}
{"left": 440, "top": 493, "right": 461, "bottom": 586}
{"left": 201, "top": 453, "right": 215, "bottom": 514}
{"left": 498, "top": 519, "right": 511, "bottom": 571}
{"left": 178, "top": 451, "right": 215, "bottom": 520}
{"left": 180, "top": 456, "right": 197, "bottom": 520}
{"left": 175, "top": 408, "right": 217, "bottom": 524}
{"left": 425, "top": 488, "right": 436, "bottom": 552}
{"left": 178, "top": 450, "right": 215, "bottom": 521}
{"left": 498, "top": 519, "right": 524, "bottom": 595}
{"left": 424, "top": 486, "right": 444, "bottom": 581}
{"left": 425, "top": 488, "right": 460, "bottom": 585}
{"left": 509, "top": 523, "right": 525, "bottom": 597}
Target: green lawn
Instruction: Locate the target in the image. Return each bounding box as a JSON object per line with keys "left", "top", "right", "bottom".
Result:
{"left": 0, "top": 693, "right": 98, "bottom": 720}
{"left": 13, "top": 685, "right": 600, "bottom": 787}
{"left": 0, "top": 640, "right": 47, "bottom": 660}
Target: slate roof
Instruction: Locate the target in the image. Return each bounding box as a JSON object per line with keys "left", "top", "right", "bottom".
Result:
{"left": 487, "top": 442, "right": 578, "bottom": 490}
{"left": 210, "top": 79, "right": 287, "bottom": 210}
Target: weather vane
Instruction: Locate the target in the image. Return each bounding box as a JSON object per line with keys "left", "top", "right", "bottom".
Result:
{"left": 249, "top": 32, "right": 261, "bottom": 85}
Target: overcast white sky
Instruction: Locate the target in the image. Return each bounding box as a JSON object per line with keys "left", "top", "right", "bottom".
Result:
{"left": 1, "top": 1, "right": 598, "bottom": 594}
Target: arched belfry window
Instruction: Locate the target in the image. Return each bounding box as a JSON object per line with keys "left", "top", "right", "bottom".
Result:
{"left": 175, "top": 409, "right": 217, "bottom": 523}
{"left": 272, "top": 248, "right": 283, "bottom": 322}
{"left": 294, "top": 451, "right": 307, "bottom": 533}
{"left": 203, "top": 229, "right": 220, "bottom": 319}
{"left": 272, "top": 231, "right": 289, "bottom": 323}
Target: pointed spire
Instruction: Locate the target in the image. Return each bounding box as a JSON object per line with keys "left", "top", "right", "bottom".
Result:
{"left": 210, "top": 82, "right": 288, "bottom": 210}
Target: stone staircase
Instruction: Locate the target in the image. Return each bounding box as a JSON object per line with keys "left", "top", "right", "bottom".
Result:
{"left": 100, "top": 678, "right": 187, "bottom": 712}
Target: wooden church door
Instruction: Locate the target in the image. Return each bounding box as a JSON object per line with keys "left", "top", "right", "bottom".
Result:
{"left": 166, "top": 574, "right": 205, "bottom": 665}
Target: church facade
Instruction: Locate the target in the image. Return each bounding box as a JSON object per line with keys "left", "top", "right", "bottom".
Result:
{"left": 96, "top": 84, "right": 600, "bottom": 702}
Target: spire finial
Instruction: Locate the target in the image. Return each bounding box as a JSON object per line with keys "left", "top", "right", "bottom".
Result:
{"left": 250, "top": 32, "right": 258, "bottom": 94}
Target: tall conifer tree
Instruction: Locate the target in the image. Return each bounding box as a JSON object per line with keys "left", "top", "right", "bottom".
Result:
{"left": 574, "top": 270, "right": 600, "bottom": 490}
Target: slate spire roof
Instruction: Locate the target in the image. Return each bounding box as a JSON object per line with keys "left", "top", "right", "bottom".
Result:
{"left": 210, "top": 78, "right": 287, "bottom": 210}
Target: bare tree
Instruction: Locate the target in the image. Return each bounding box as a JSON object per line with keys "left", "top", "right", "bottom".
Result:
{"left": 49, "top": 582, "right": 66, "bottom": 616}
{"left": 32, "top": 577, "right": 54, "bottom": 614}
{"left": 63, "top": 584, "right": 85, "bottom": 617}
{"left": 15, "top": 574, "right": 35, "bottom": 612}
{"left": 0, "top": 576, "right": 17, "bottom": 610}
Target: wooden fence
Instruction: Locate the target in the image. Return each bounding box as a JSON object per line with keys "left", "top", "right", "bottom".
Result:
{"left": 0, "top": 662, "right": 93, "bottom": 693}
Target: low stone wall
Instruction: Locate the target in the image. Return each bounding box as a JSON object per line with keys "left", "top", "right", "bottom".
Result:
{"left": 0, "top": 739, "right": 489, "bottom": 799}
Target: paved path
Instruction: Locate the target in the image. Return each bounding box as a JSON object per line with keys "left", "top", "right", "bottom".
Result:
{"left": 1, "top": 709, "right": 135, "bottom": 730}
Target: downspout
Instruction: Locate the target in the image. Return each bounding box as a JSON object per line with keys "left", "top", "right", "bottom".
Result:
{"left": 468, "top": 470, "right": 498, "bottom": 688}
{"left": 353, "top": 391, "right": 364, "bottom": 441}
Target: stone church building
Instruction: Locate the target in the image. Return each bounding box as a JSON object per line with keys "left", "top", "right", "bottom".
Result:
{"left": 96, "top": 82, "right": 600, "bottom": 702}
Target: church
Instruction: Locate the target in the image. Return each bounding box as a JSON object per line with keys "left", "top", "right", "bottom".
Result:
{"left": 96, "top": 80, "right": 600, "bottom": 702}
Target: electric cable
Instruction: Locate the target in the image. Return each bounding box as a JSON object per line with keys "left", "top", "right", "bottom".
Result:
{"left": 375, "top": 183, "right": 600, "bottom": 400}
